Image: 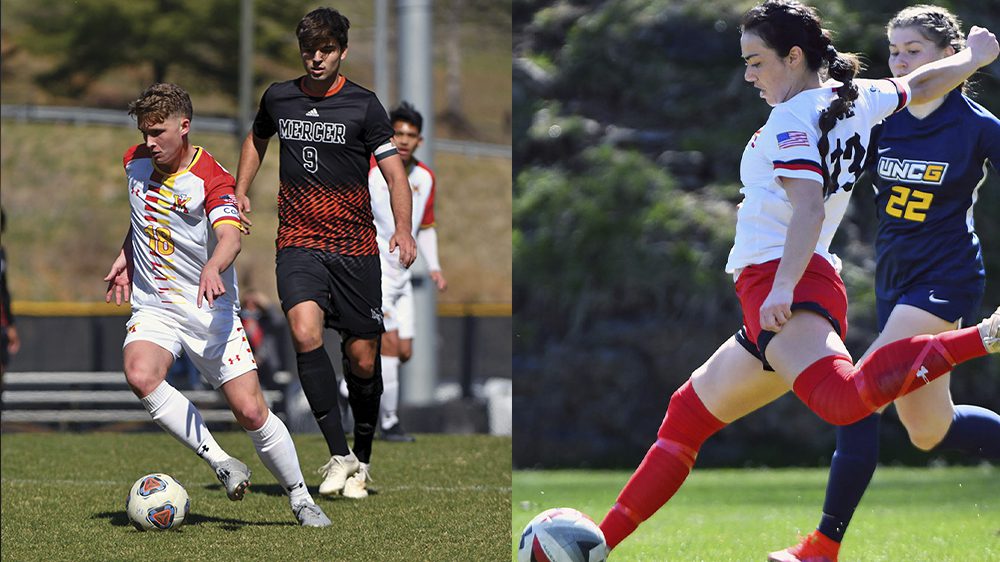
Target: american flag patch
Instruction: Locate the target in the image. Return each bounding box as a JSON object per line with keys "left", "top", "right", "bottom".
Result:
{"left": 776, "top": 131, "right": 810, "bottom": 149}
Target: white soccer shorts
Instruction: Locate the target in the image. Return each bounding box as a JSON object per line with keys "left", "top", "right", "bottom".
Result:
{"left": 124, "top": 308, "right": 258, "bottom": 389}
{"left": 381, "top": 275, "right": 415, "bottom": 340}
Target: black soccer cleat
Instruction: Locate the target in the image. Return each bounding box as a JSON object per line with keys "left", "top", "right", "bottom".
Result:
{"left": 380, "top": 423, "right": 416, "bottom": 442}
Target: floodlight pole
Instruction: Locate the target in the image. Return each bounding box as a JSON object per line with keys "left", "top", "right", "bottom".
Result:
{"left": 238, "top": 0, "right": 254, "bottom": 139}
{"left": 375, "top": 0, "right": 391, "bottom": 109}
{"left": 397, "top": 0, "right": 437, "bottom": 406}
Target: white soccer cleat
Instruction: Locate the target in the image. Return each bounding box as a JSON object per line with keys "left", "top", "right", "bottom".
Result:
{"left": 214, "top": 457, "right": 252, "bottom": 501}
{"left": 342, "top": 462, "right": 371, "bottom": 499}
{"left": 317, "top": 452, "right": 360, "bottom": 496}
{"left": 979, "top": 306, "right": 1000, "bottom": 354}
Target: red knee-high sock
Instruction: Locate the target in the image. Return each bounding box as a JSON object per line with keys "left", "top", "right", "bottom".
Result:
{"left": 793, "top": 327, "right": 987, "bottom": 426}
{"left": 599, "top": 380, "right": 725, "bottom": 550}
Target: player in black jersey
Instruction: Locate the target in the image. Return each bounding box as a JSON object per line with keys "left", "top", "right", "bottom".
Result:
{"left": 235, "top": 7, "right": 416, "bottom": 499}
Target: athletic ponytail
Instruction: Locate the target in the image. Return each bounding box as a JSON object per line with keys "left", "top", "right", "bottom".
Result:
{"left": 817, "top": 43, "right": 861, "bottom": 196}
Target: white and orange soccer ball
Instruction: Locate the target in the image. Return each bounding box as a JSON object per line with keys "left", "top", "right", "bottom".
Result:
{"left": 126, "top": 473, "right": 190, "bottom": 531}
{"left": 518, "top": 507, "right": 609, "bottom": 562}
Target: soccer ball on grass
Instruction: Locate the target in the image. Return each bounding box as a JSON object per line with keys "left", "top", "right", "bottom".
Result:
{"left": 126, "top": 473, "right": 190, "bottom": 531}
{"left": 518, "top": 507, "right": 609, "bottom": 562}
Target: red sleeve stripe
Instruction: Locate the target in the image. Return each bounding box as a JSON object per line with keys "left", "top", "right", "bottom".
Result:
{"left": 417, "top": 162, "right": 436, "bottom": 226}
{"left": 773, "top": 159, "right": 823, "bottom": 175}
{"left": 212, "top": 217, "right": 242, "bottom": 230}
{"left": 888, "top": 78, "right": 908, "bottom": 113}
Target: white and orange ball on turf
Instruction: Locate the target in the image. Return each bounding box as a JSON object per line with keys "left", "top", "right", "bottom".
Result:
{"left": 518, "top": 507, "right": 609, "bottom": 562}
{"left": 126, "top": 473, "right": 190, "bottom": 531}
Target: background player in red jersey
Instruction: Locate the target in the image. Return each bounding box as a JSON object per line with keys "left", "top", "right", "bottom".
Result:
{"left": 368, "top": 101, "right": 448, "bottom": 442}
{"left": 234, "top": 7, "right": 416, "bottom": 499}
{"left": 104, "top": 83, "right": 331, "bottom": 527}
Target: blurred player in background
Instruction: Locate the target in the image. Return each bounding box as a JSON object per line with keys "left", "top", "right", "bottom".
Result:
{"left": 771, "top": 6, "right": 1000, "bottom": 561}
{"left": 0, "top": 207, "right": 21, "bottom": 382}
{"left": 596, "top": 1, "right": 1000, "bottom": 554}
{"left": 240, "top": 290, "right": 287, "bottom": 390}
{"left": 367, "top": 101, "right": 447, "bottom": 442}
{"left": 104, "top": 83, "right": 331, "bottom": 527}
{"left": 234, "top": 7, "right": 416, "bottom": 499}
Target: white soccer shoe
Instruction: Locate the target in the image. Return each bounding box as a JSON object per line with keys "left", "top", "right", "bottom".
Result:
{"left": 214, "top": 457, "right": 252, "bottom": 501}
{"left": 979, "top": 306, "right": 1000, "bottom": 354}
{"left": 317, "top": 452, "right": 361, "bottom": 496}
{"left": 342, "top": 462, "right": 371, "bottom": 499}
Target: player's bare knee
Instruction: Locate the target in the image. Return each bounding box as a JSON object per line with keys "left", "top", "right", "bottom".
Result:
{"left": 398, "top": 349, "right": 412, "bottom": 363}
{"left": 289, "top": 323, "right": 323, "bottom": 352}
{"left": 126, "top": 376, "right": 155, "bottom": 399}
{"left": 351, "top": 355, "right": 377, "bottom": 378}
{"left": 235, "top": 401, "right": 268, "bottom": 431}
{"left": 899, "top": 408, "right": 951, "bottom": 451}
{"left": 907, "top": 427, "right": 947, "bottom": 452}
{"left": 124, "top": 364, "right": 161, "bottom": 398}
{"left": 343, "top": 336, "right": 378, "bottom": 377}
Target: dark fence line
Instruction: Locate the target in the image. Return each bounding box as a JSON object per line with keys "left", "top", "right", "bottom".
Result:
{"left": 5, "top": 312, "right": 511, "bottom": 389}
{"left": 0, "top": 104, "right": 513, "bottom": 160}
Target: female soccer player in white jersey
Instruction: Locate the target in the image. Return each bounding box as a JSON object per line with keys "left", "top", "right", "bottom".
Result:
{"left": 104, "top": 83, "right": 331, "bottom": 527}
{"left": 772, "top": 6, "right": 1000, "bottom": 561}
{"left": 596, "top": 0, "right": 1000, "bottom": 554}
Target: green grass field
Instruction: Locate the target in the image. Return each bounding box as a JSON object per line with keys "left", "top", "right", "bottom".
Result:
{"left": 513, "top": 466, "right": 999, "bottom": 561}
{"left": 1, "top": 432, "right": 511, "bottom": 561}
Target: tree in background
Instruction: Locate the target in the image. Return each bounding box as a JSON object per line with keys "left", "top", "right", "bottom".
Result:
{"left": 5, "top": 0, "right": 323, "bottom": 105}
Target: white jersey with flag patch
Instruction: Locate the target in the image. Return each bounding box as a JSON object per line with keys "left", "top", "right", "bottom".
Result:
{"left": 726, "top": 78, "right": 910, "bottom": 274}
{"left": 125, "top": 144, "right": 244, "bottom": 328}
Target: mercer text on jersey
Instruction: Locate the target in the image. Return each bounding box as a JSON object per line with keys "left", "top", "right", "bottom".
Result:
{"left": 278, "top": 118, "right": 347, "bottom": 144}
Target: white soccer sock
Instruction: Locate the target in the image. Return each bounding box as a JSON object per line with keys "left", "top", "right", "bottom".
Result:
{"left": 379, "top": 355, "right": 400, "bottom": 430}
{"left": 246, "top": 410, "right": 312, "bottom": 506}
{"left": 140, "top": 380, "right": 231, "bottom": 468}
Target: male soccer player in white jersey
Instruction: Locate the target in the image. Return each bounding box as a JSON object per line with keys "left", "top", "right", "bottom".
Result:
{"left": 367, "top": 102, "right": 447, "bottom": 442}
{"left": 104, "top": 83, "right": 331, "bottom": 527}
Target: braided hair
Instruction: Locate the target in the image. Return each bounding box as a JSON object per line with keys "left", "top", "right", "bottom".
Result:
{"left": 888, "top": 5, "right": 968, "bottom": 94}
{"left": 742, "top": 1, "right": 862, "bottom": 196}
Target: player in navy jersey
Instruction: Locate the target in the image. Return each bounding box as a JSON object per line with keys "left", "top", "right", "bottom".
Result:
{"left": 595, "top": 1, "right": 1000, "bottom": 555}
{"left": 234, "top": 7, "right": 416, "bottom": 499}
{"left": 771, "top": 6, "right": 1000, "bottom": 561}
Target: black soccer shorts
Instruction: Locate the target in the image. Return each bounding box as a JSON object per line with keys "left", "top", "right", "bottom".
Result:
{"left": 275, "top": 247, "right": 384, "bottom": 339}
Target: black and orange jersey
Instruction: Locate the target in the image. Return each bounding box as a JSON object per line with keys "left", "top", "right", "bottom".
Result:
{"left": 253, "top": 75, "right": 397, "bottom": 255}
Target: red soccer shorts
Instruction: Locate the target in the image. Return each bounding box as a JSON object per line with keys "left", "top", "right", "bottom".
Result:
{"left": 734, "top": 253, "right": 849, "bottom": 368}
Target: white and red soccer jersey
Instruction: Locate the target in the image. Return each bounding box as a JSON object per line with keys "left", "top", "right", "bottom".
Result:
{"left": 125, "top": 145, "right": 244, "bottom": 325}
{"left": 369, "top": 158, "right": 436, "bottom": 280}
{"left": 726, "top": 78, "right": 910, "bottom": 274}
